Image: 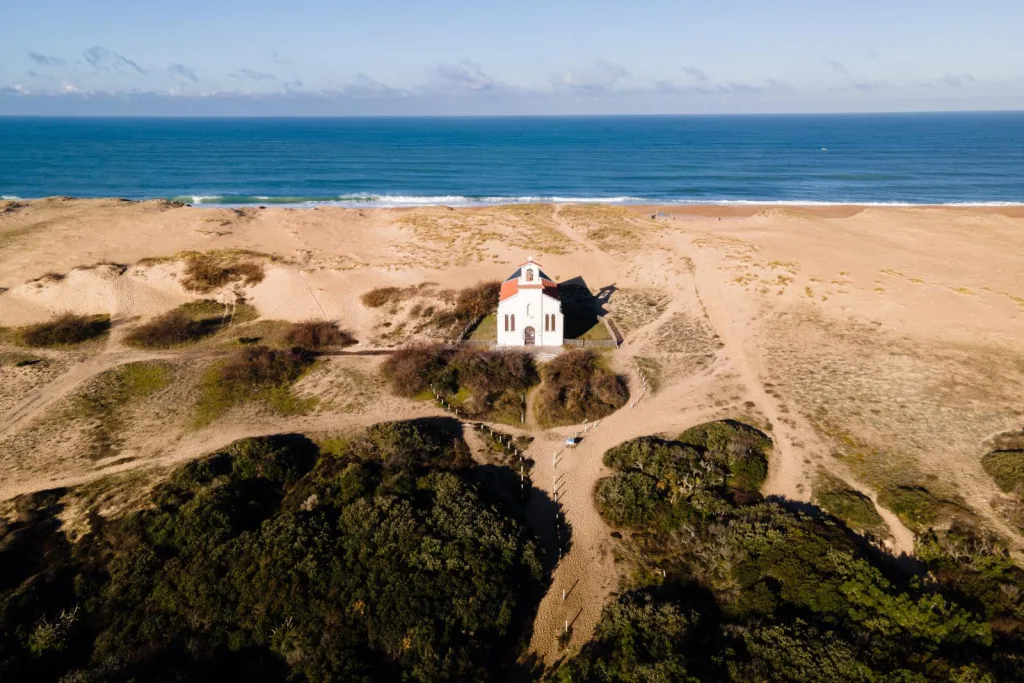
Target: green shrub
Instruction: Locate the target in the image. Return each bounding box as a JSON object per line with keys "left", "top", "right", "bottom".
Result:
{"left": 595, "top": 471, "right": 667, "bottom": 527}
{"left": 981, "top": 450, "right": 1024, "bottom": 494}
{"left": 285, "top": 320, "right": 356, "bottom": 350}
{"left": 877, "top": 485, "right": 969, "bottom": 531}
{"left": 20, "top": 313, "right": 111, "bottom": 347}
{"left": 555, "top": 598, "right": 698, "bottom": 682}
{"left": 534, "top": 349, "right": 628, "bottom": 427}
{"left": 678, "top": 420, "right": 771, "bottom": 491}
{"left": 813, "top": 475, "right": 885, "bottom": 533}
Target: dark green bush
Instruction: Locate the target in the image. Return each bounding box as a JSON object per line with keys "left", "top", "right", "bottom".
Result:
{"left": 565, "top": 425, "right": 1024, "bottom": 682}
{"left": 678, "top": 420, "right": 771, "bottom": 491}
{"left": 20, "top": 313, "right": 111, "bottom": 347}
{"left": 813, "top": 484, "right": 885, "bottom": 533}
{"left": 0, "top": 422, "right": 543, "bottom": 682}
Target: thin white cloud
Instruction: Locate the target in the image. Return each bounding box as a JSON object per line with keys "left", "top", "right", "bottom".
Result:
{"left": 554, "top": 60, "right": 630, "bottom": 91}
{"left": 230, "top": 68, "right": 279, "bottom": 82}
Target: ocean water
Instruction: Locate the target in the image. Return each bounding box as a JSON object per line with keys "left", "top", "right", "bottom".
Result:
{"left": 1, "top": 113, "right": 1022, "bottom": 206}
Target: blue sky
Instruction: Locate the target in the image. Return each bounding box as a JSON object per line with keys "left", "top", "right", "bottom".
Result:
{"left": 1, "top": 0, "right": 1022, "bottom": 115}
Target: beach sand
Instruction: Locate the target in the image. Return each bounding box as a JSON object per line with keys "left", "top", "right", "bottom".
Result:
{"left": 2, "top": 197, "right": 1023, "bottom": 661}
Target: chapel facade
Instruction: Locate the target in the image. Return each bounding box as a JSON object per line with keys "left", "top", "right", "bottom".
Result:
{"left": 496, "top": 257, "right": 563, "bottom": 347}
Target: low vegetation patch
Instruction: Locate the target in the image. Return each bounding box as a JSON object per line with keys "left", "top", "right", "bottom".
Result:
{"left": 178, "top": 250, "right": 269, "bottom": 293}
{"left": 360, "top": 285, "right": 414, "bottom": 308}
{"left": 0, "top": 421, "right": 544, "bottom": 682}
{"left": 125, "top": 309, "right": 219, "bottom": 348}
{"left": 877, "top": 484, "right": 972, "bottom": 532}
{"left": 634, "top": 356, "right": 663, "bottom": 394}
{"left": 194, "top": 345, "right": 314, "bottom": 426}
{"left": 125, "top": 300, "right": 259, "bottom": 348}
{"left": 285, "top": 320, "right": 356, "bottom": 350}
{"left": 563, "top": 429, "right": 1024, "bottom": 682}
{"left": 381, "top": 344, "right": 537, "bottom": 423}
{"left": 69, "top": 361, "right": 173, "bottom": 459}
{"left": 812, "top": 472, "right": 886, "bottom": 535}
{"left": 534, "top": 349, "right": 628, "bottom": 427}
{"left": 0, "top": 352, "right": 43, "bottom": 368}
{"left": 466, "top": 313, "right": 497, "bottom": 341}
{"left": 19, "top": 313, "right": 110, "bottom": 347}
{"left": 982, "top": 449, "right": 1024, "bottom": 494}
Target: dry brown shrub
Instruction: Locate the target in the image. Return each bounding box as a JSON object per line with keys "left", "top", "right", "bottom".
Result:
{"left": 285, "top": 320, "right": 356, "bottom": 350}
{"left": 535, "top": 349, "right": 628, "bottom": 426}
{"left": 21, "top": 314, "right": 111, "bottom": 347}
{"left": 180, "top": 252, "right": 266, "bottom": 293}
{"left": 125, "top": 310, "right": 218, "bottom": 348}
{"left": 380, "top": 344, "right": 451, "bottom": 397}
{"left": 361, "top": 287, "right": 411, "bottom": 308}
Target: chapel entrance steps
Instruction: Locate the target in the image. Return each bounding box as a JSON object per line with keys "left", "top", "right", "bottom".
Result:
{"left": 530, "top": 346, "right": 564, "bottom": 362}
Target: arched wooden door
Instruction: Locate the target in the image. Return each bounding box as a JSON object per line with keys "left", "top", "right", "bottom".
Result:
{"left": 524, "top": 327, "right": 536, "bottom": 345}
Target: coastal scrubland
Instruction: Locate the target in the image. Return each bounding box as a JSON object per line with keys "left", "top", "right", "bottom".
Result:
{"left": 561, "top": 425, "right": 1024, "bottom": 681}
{"left": 0, "top": 421, "right": 546, "bottom": 682}
{"left": 2, "top": 199, "right": 1024, "bottom": 676}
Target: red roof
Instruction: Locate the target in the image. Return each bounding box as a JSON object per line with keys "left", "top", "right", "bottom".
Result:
{"left": 499, "top": 277, "right": 559, "bottom": 302}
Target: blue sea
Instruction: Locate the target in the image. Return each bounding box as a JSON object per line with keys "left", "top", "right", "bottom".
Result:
{"left": 1, "top": 113, "right": 1023, "bottom": 206}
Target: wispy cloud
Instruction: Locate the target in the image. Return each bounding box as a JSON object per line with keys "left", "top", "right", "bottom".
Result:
{"left": 682, "top": 66, "right": 708, "bottom": 82}
{"left": 28, "top": 51, "right": 64, "bottom": 66}
{"left": 83, "top": 46, "right": 147, "bottom": 74}
{"left": 434, "top": 61, "right": 498, "bottom": 92}
{"left": 939, "top": 72, "right": 976, "bottom": 88}
{"left": 826, "top": 60, "right": 848, "bottom": 75}
{"left": 230, "top": 68, "right": 279, "bottom": 82}
{"left": 167, "top": 64, "right": 198, "bottom": 82}
{"left": 849, "top": 79, "right": 889, "bottom": 91}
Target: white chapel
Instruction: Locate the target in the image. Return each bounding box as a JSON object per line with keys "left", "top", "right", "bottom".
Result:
{"left": 497, "top": 257, "right": 563, "bottom": 347}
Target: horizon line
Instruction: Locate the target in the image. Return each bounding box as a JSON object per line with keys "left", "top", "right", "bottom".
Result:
{"left": 2, "top": 109, "right": 1024, "bottom": 120}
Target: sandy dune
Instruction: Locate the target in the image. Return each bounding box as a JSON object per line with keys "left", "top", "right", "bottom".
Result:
{"left": 2, "top": 198, "right": 1024, "bottom": 665}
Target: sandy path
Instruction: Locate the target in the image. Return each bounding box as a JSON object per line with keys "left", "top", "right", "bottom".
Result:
{"left": 524, "top": 352, "right": 770, "bottom": 663}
